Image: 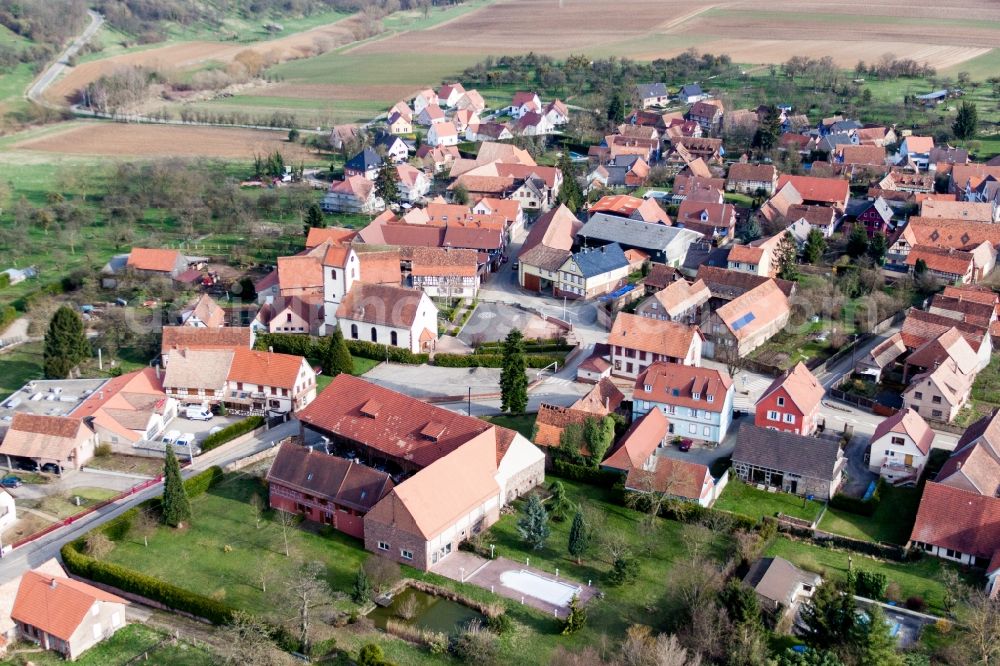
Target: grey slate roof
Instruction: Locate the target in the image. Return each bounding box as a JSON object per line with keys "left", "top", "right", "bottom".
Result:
{"left": 818, "top": 132, "right": 855, "bottom": 153}
{"left": 570, "top": 243, "right": 629, "bottom": 278}
{"left": 578, "top": 213, "right": 703, "bottom": 252}
{"left": 375, "top": 133, "right": 406, "bottom": 152}
{"left": 743, "top": 557, "right": 821, "bottom": 608}
{"left": 830, "top": 120, "right": 862, "bottom": 133}
{"left": 679, "top": 84, "right": 703, "bottom": 98}
{"left": 346, "top": 146, "right": 383, "bottom": 172}
{"left": 636, "top": 83, "right": 668, "bottom": 99}
{"left": 733, "top": 424, "right": 842, "bottom": 481}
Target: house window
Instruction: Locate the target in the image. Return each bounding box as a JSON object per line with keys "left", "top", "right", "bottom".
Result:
{"left": 688, "top": 424, "right": 696, "bottom": 434}
{"left": 767, "top": 410, "right": 779, "bottom": 421}
{"left": 286, "top": 313, "right": 292, "bottom": 323}
{"left": 371, "top": 327, "right": 378, "bottom": 343}
{"left": 945, "top": 548, "right": 960, "bottom": 559}
{"left": 776, "top": 397, "right": 785, "bottom": 407}
{"left": 378, "top": 541, "right": 389, "bottom": 551}
{"left": 914, "top": 392, "right": 923, "bottom": 400}
{"left": 93, "top": 623, "right": 102, "bottom": 639}
{"left": 330, "top": 268, "right": 337, "bottom": 279}
{"left": 644, "top": 384, "right": 652, "bottom": 392}
{"left": 707, "top": 394, "right": 714, "bottom": 403}
{"left": 891, "top": 436, "right": 905, "bottom": 445}
{"left": 783, "top": 414, "right": 795, "bottom": 424}
{"left": 931, "top": 396, "right": 942, "bottom": 405}
{"left": 693, "top": 392, "right": 700, "bottom": 400}
{"left": 703, "top": 426, "right": 711, "bottom": 436}
{"left": 350, "top": 324, "right": 358, "bottom": 339}
{"left": 932, "top": 410, "right": 943, "bottom": 419}
{"left": 390, "top": 331, "right": 398, "bottom": 346}
{"left": 401, "top": 549, "right": 414, "bottom": 561}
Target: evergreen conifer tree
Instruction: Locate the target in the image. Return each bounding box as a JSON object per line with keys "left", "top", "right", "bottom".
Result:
{"left": 44, "top": 306, "right": 91, "bottom": 379}
{"left": 517, "top": 494, "right": 550, "bottom": 550}
{"left": 161, "top": 444, "right": 191, "bottom": 528}
{"left": 500, "top": 329, "right": 528, "bottom": 414}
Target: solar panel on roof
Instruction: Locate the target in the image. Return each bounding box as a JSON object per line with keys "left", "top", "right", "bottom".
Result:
{"left": 731, "top": 312, "right": 756, "bottom": 331}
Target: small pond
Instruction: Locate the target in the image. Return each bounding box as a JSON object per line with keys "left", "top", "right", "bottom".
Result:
{"left": 367, "top": 587, "right": 484, "bottom": 634}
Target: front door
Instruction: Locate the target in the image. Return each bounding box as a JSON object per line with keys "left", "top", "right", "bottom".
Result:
{"left": 904, "top": 454, "right": 913, "bottom": 466}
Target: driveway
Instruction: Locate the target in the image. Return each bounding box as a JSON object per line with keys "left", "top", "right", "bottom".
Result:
{"left": 458, "top": 302, "right": 563, "bottom": 345}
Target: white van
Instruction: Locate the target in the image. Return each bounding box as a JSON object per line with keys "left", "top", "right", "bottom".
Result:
{"left": 185, "top": 406, "right": 213, "bottom": 421}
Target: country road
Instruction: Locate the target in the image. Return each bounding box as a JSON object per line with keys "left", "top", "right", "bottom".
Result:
{"left": 26, "top": 10, "right": 104, "bottom": 107}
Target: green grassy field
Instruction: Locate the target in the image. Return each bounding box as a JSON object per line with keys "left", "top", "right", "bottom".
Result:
{"left": 944, "top": 47, "right": 1000, "bottom": 78}
{"left": 482, "top": 413, "right": 538, "bottom": 440}
{"left": 97, "top": 473, "right": 733, "bottom": 664}
{"left": 764, "top": 536, "right": 975, "bottom": 615}
{"left": 0, "top": 623, "right": 216, "bottom": 666}
{"left": 0, "top": 342, "right": 44, "bottom": 400}
{"left": 714, "top": 480, "right": 825, "bottom": 523}
{"left": 818, "top": 485, "right": 922, "bottom": 545}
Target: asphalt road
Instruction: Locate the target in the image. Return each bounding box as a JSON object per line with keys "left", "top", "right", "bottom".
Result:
{"left": 0, "top": 419, "right": 298, "bottom": 585}
{"left": 26, "top": 10, "right": 104, "bottom": 106}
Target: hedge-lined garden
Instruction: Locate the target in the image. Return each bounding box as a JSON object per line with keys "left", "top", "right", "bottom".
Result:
{"left": 200, "top": 415, "right": 265, "bottom": 452}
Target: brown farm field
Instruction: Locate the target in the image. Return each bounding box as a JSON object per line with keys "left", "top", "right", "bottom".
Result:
{"left": 10, "top": 122, "right": 317, "bottom": 160}
{"left": 352, "top": 0, "right": 1000, "bottom": 69}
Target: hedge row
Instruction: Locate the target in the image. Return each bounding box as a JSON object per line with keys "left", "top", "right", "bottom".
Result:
{"left": 551, "top": 459, "right": 621, "bottom": 488}
{"left": 777, "top": 522, "right": 907, "bottom": 561}
{"left": 0, "top": 304, "right": 16, "bottom": 333}
{"left": 254, "top": 333, "right": 320, "bottom": 359}
{"left": 829, "top": 479, "right": 883, "bottom": 517}
{"left": 432, "top": 353, "right": 563, "bottom": 369}
{"left": 201, "top": 416, "right": 265, "bottom": 452}
{"left": 474, "top": 340, "right": 571, "bottom": 353}
{"left": 61, "top": 542, "right": 236, "bottom": 624}
{"left": 621, "top": 488, "right": 760, "bottom": 532}
{"left": 346, "top": 340, "right": 429, "bottom": 364}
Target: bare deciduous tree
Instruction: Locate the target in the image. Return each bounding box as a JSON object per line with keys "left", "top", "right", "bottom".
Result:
{"left": 362, "top": 555, "right": 401, "bottom": 595}
{"left": 132, "top": 507, "right": 158, "bottom": 548}
{"left": 275, "top": 509, "right": 295, "bottom": 557}
{"left": 962, "top": 586, "right": 1000, "bottom": 666}
{"left": 250, "top": 493, "right": 265, "bottom": 530}
{"left": 285, "top": 561, "right": 331, "bottom": 654}
{"left": 223, "top": 610, "right": 282, "bottom": 666}
{"left": 84, "top": 532, "right": 115, "bottom": 559}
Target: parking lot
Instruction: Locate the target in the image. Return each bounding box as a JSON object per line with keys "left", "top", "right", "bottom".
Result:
{"left": 458, "top": 302, "right": 564, "bottom": 345}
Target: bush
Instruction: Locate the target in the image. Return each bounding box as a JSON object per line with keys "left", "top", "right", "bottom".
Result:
{"left": 183, "top": 466, "right": 224, "bottom": 497}
{"left": 61, "top": 541, "right": 235, "bottom": 624}
{"left": 486, "top": 612, "right": 513, "bottom": 635}
{"left": 905, "top": 596, "right": 927, "bottom": 613}
{"left": 94, "top": 442, "right": 112, "bottom": 457}
{"left": 433, "top": 353, "right": 564, "bottom": 369}
{"left": 607, "top": 556, "right": 640, "bottom": 586}
{"left": 200, "top": 416, "right": 265, "bottom": 452}
{"left": 0, "top": 304, "right": 16, "bottom": 333}
{"left": 852, "top": 569, "right": 888, "bottom": 600}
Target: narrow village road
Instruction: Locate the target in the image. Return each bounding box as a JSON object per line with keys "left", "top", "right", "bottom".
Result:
{"left": 26, "top": 10, "right": 104, "bottom": 107}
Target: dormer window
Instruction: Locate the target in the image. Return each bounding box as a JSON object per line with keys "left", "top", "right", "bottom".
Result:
{"left": 671, "top": 388, "right": 680, "bottom": 397}
{"left": 776, "top": 397, "right": 785, "bottom": 407}
{"left": 693, "top": 392, "right": 700, "bottom": 399}
{"left": 707, "top": 394, "right": 714, "bottom": 403}
{"left": 644, "top": 384, "right": 652, "bottom": 392}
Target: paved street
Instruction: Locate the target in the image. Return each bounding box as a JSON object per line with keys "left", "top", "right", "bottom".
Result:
{"left": 0, "top": 419, "right": 299, "bottom": 585}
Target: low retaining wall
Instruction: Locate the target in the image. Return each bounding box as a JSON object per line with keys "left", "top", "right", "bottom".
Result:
{"left": 223, "top": 441, "right": 282, "bottom": 473}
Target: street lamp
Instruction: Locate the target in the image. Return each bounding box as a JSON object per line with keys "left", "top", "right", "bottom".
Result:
{"left": 490, "top": 543, "right": 495, "bottom": 559}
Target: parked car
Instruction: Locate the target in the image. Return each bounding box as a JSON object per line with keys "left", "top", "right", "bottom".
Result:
{"left": 208, "top": 426, "right": 224, "bottom": 436}
{"left": 185, "top": 406, "right": 213, "bottom": 421}
{"left": 13, "top": 460, "right": 38, "bottom": 472}
{"left": 0, "top": 476, "right": 22, "bottom": 488}
{"left": 40, "top": 463, "right": 61, "bottom": 475}
{"left": 678, "top": 439, "right": 693, "bottom": 452}
{"left": 175, "top": 433, "right": 201, "bottom": 454}
{"left": 161, "top": 430, "right": 181, "bottom": 446}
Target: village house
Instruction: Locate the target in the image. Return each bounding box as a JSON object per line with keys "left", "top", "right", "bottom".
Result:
{"left": 451, "top": 108, "right": 480, "bottom": 132}
{"left": 160, "top": 326, "right": 254, "bottom": 365}
{"left": 180, "top": 293, "right": 225, "bottom": 328}
{"left": 732, "top": 424, "right": 846, "bottom": 499}
{"left": 508, "top": 91, "right": 541, "bottom": 119}
{"left": 322, "top": 176, "right": 384, "bottom": 214}
{"left": 727, "top": 233, "right": 784, "bottom": 277}
{"left": 412, "top": 89, "right": 438, "bottom": 115}
{"left": 688, "top": 100, "right": 724, "bottom": 133}
{"left": 868, "top": 408, "right": 934, "bottom": 484}
{"left": 898, "top": 135, "right": 935, "bottom": 170}
{"left": 517, "top": 205, "right": 581, "bottom": 292}
{"left": 255, "top": 295, "right": 325, "bottom": 336}
{"left": 920, "top": 199, "right": 998, "bottom": 223}
{"left": 743, "top": 557, "right": 822, "bottom": 622}
{"left": 515, "top": 111, "right": 555, "bottom": 136}
{"left": 900, "top": 308, "right": 992, "bottom": 371}
{"left": 852, "top": 197, "right": 893, "bottom": 238}
{"left": 726, "top": 163, "right": 778, "bottom": 195}
{"left": 555, "top": 243, "right": 630, "bottom": 300}
{"left": 267, "top": 440, "right": 394, "bottom": 539}
{"left": 589, "top": 194, "right": 671, "bottom": 225}
{"left": 902, "top": 359, "right": 974, "bottom": 423}
{"left": 427, "top": 121, "right": 459, "bottom": 147}
{"left": 607, "top": 312, "right": 702, "bottom": 380}
{"left": 775, "top": 175, "right": 850, "bottom": 212}
{"left": 12, "top": 570, "right": 128, "bottom": 661}
{"left": 905, "top": 245, "right": 982, "bottom": 284}
{"left": 372, "top": 134, "right": 408, "bottom": 164}
{"left": 635, "top": 278, "right": 711, "bottom": 325}
{"left": 471, "top": 197, "right": 524, "bottom": 238}
{"left": 672, "top": 175, "right": 726, "bottom": 203}
{"left": 395, "top": 163, "right": 431, "bottom": 203}
{"left": 123, "top": 248, "right": 187, "bottom": 281}
{"left": 416, "top": 145, "right": 461, "bottom": 173}
{"left": 437, "top": 82, "right": 465, "bottom": 108}
{"left": 632, "top": 362, "right": 735, "bottom": 445}
{"left": 297, "top": 375, "right": 545, "bottom": 570}
{"left": 754, "top": 362, "right": 824, "bottom": 437}
{"left": 163, "top": 347, "right": 316, "bottom": 415}
{"left": 703, "top": 279, "right": 791, "bottom": 360}
{"left": 586, "top": 155, "right": 650, "bottom": 190}
{"left": 675, "top": 200, "right": 736, "bottom": 241}
{"left": 601, "top": 409, "right": 668, "bottom": 474}
{"left": 0, "top": 413, "right": 98, "bottom": 472}
{"left": 71, "top": 367, "right": 178, "bottom": 451}
{"left": 337, "top": 283, "right": 437, "bottom": 354}
{"left": 677, "top": 84, "right": 705, "bottom": 104}
{"left": 456, "top": 89, "right": 486, "bottom": 114}
{"left": 408, "top": 247, "right": 480, "bottom": 299}
{"left": 635, "top": 83, "right": 670, "bottom": 108}
{"left": 888, "top": 217, "right": 1000, "bottom": 274}
{"left": 543, "top": 99, "right": 569, "bottom": 126}
{"left": 903, "top": 326, "right": 980, "bottom": 383}
{"left": 387, "top": 111, "right": 412, "bottom": 135}
{"left": 577, "top": 213, "right": 703, "bottom": 267}
{"left": 465, "top": 122, "right": 513, "bottom": 143}
{"left": 416, "top": 104, "right": 446, "bottom": 126}
{"left": 855, "top": 333, "right": 907, "bottom": 383}
{"left": 344, "top": 147, "right": 383, "bottom": 180}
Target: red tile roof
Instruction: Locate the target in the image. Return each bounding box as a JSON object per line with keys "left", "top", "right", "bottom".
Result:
{"left": 758, "top": 362, "right": 824, "bottom": 416}
{"left": 727, "top": 163, "right": 776, "bottom": 184}
{"left": 266, "top": 441, "right": 393, "bottom": 512}
{"left": 608, "top": 312, "right": 700, "bottom": 358}
{"left": 775, "top": 175, "right": 849, "bottom": 207}
{"left": 12, "top": 571, "right": 125, "bottom": 641}
{"left": 633, "top": 362, "right": 732, "bottom": 413}
{"left": 297, "top": 374, "right": 513, "bottom": 468}
{"left": 410, "top": 247, "right": 478, "bottom": 277}
{"left": 534, "top": 404, "right": 594, "bottom": 450}
{"left": 625, "top": 457, "right": 711, "bottom": 502}
{"left": 905, "top": 245, "right": 974, "bottom": 277}
{"left": 161, "top": 326, "right": 253, "bottom": 356}
{"left": 306, "top": 227, "right": 357, "bottom": 249}
{"left": 602, "top": 408, "right": 668, "bottom": 472}
{"left": 909, "top": 482, "right": 1000, "bottom": 560}
{"left": 126, "top": 248, "right": 181, "bottom": 273}
{"left": 277, "top": 256, "right": 323, "bottom": 292}
{"left": 871, "top": 408, "right": 934, "bottom": 455}
{"left": 228, "top": 348, "right": 307, "bottom": 390}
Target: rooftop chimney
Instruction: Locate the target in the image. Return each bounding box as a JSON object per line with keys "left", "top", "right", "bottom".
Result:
{"left": 49, "top": 579, "right": 57, "bottom": 589}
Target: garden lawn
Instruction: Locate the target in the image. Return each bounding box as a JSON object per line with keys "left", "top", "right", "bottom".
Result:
{"left": 0, "top": 622, "right": 216, "bottom": 666}
{"left": 818, "top": 484, "right": 921, "bottom": 545}
{"left": 0, "top": 341, "right": 44, "bottom": 400}
{"left": 714, "top": 480, "right": 825, "bottom": 523}
{"left": 481, "top": 413, "right": 537, "bottom": 440}
{"left": 764, "top": 536, "right": 974, "bottom": 615}
{"left": 32, "top": 487, "right": 118, "bottom": 520}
